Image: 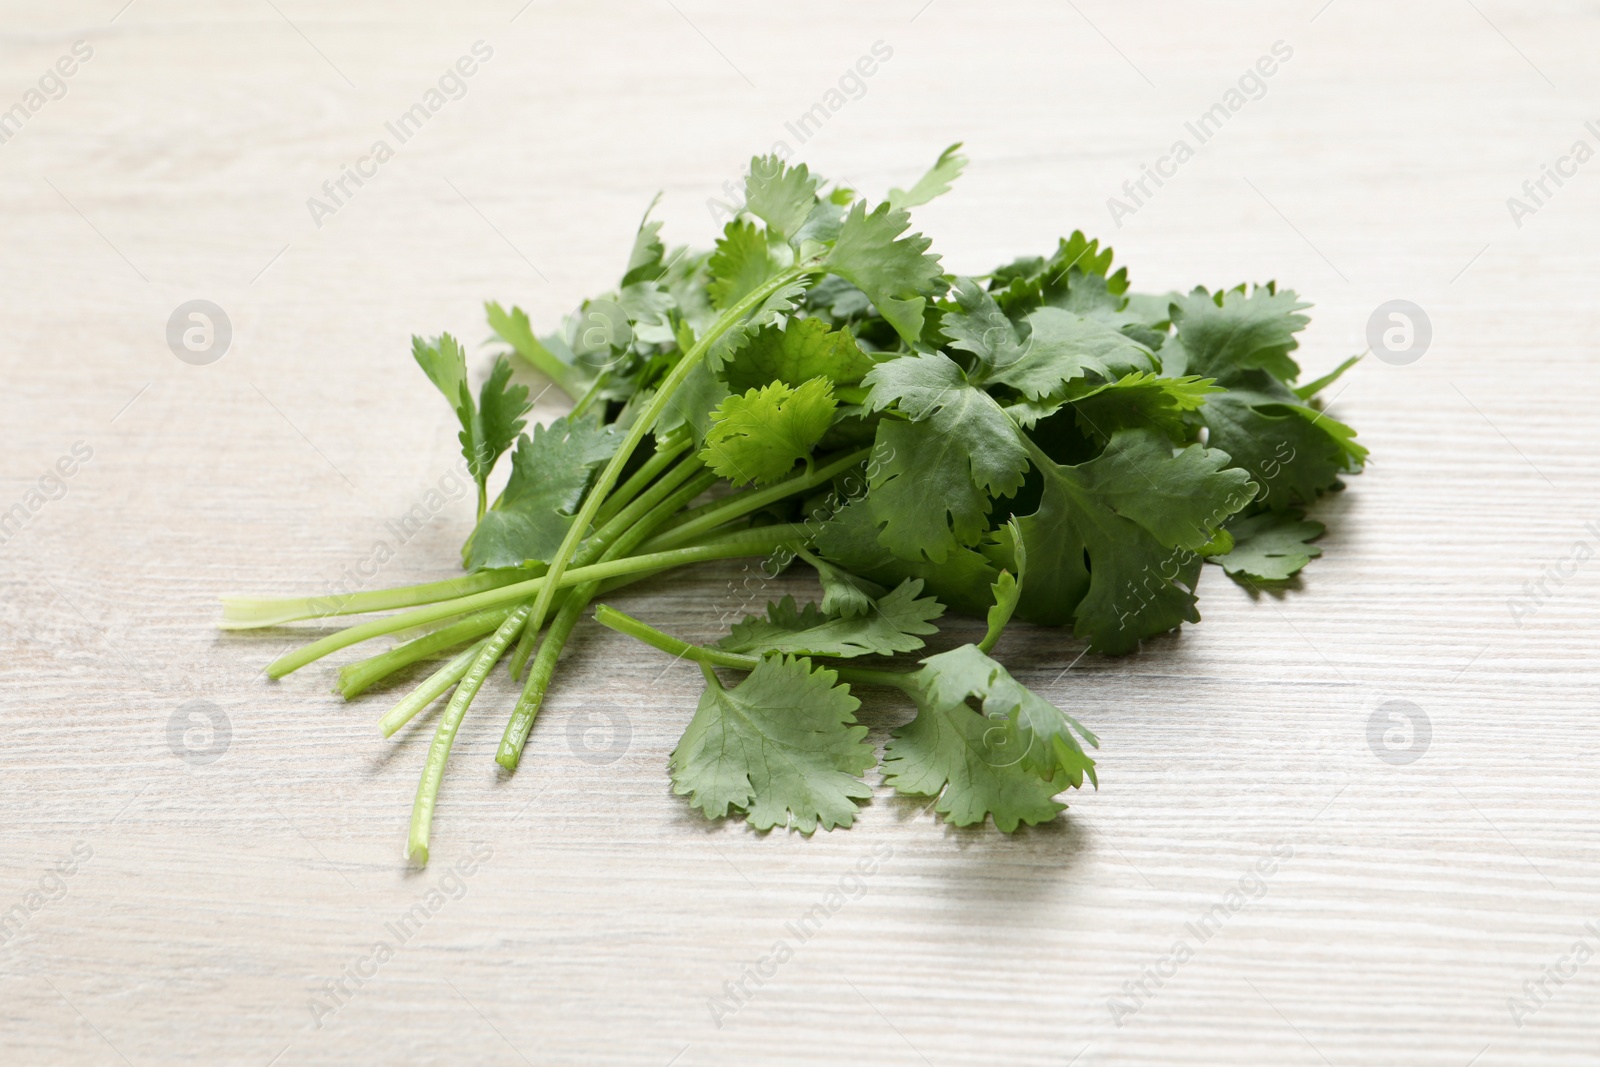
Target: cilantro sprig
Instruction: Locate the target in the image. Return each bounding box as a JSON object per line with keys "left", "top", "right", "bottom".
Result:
{"left": 221, "top": 146, "right": 1365, "bottom": 864}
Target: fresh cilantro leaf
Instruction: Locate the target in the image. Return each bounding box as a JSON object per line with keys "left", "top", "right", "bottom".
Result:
{"left": 707, "top": 220, "right": 779, "bottom": 311}
{"left": 888, "top": 142, "right": 968, "bottom": 210}
{"left": 990, "top": 232, "right": 1127, "bottom": 317}
{"left": 978, "top": 521, "right": 1024, "bottom": 654}
{"left": 485, "top": 302, "right": 591, "bottom": 399}
{"left": 722, "top": 317, "right": 877, "bottom": 393}
{"left": 1015, "top": 428, "right": 1256, "bottom": 651}
{"left": 653, "top": 360, "right": 732, "bottom": 446}
{"left": 825, "top": 201, "right": 944, "bottom": 344}
{"left": 795, "top": 546, "right": 886, "bottom": 618}
{"left": 914, "top": 644, "right": 1098, "bottom": 786}
{"left": 247, "top": 147, "right": 1374, "bottom": 861}
{"left": 862, "top": 352, "right": 1029, "bottom": 561}
{"left": 881, "top": 645, "right": 1092, "bottom": 832}
{"left": 1213, "top": 510, "right": 1324, "bottom": 582}
{"left": 813, "top": 498, "right": 1001, "bottom": 616}
{"left": 940, "top": 276, "right": 1031, "bottom": 367}
{"left": 621, "top": 198, "right": 666, "bottom": 287}
{"left": 984, "top": 309, "right": 1155, "bottom": 399}
{"left": 1201, "top": 378, "right": 1366, "bottom": 509}
{"left": 942, "top": 277, "right": 1154, "bottom": 401}
{"left": 465, "top": 414, "right": 619, "bottom": 570}
{"left": 1061, "top": 371, "right": 1221, "bottom": 443}
{"left": 743, "top": 155, "right": 819, "bottom": 243}
{"left": 412, "top": 330, "right": 469, "bottom": 411}
{"left": 412, "top": 335, "right": 531, "bottom": 511}
{"left": 660, "top": 246, "right": 715, "bottom": 335}
{"left": 613, "top": 282, "right": 676, "bottom": 346}
{"left": 1166, "top": 285, "right": 1310, "bottom": 382}
{"left": 671, "top": 656, "right": 874, "bottom": 832}
{"left": 700, "top": 377, "right": 837, "bottom": 485}
{"left": 704, "top": 273, "right": 814, "bottom": 371}
{"left": 476, "top": 356, "right": 531, "bottom": 474}
{"left": 1295, "top": 353, "right": 1362, "bottom": 401}
{"left": 717, "top": 579, "right": 944, "bottom": 658}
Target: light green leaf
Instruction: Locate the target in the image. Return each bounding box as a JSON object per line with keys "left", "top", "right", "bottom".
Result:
{"left": 473, "top": 355, "right": 532, "bottom": 481}
{"left": 796, "top": 546, "right": 886, "bottom": 619}
{"left": 699, "top": 377, "right": 837, "bottom": 485}
{"left": 722, "top": 317, "right": 877, "bottom": 393}
{"left": 743, "top": 155, "right": 820, "bottom": 242}
{"left": 888, "top": 142, "right": 967, "bottom": 210}
{"left": 412, "top": 336, "right": 530, "bottom": 491}
{"left": 825, "top": 201, "right": 944, "bottom": 344}
{"left": 707, "top": 220, "right": 779, "bottom": 311}
{"left": 411, "top": 331, "right": 469, "bottom": 410}
{"left": 485, "top": 302, "right": 591, "bottom": 396}
{"left": 621, "top": 198, "right": 666, "bottom": 286}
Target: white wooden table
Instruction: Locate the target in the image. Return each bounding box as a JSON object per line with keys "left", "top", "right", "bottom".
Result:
{"left": 2, "top": 2, "right": 1596, "bottom": 1063}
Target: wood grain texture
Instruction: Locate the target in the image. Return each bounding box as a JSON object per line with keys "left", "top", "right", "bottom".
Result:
{"left": 1, "top": 1, "right": 1597, "bottom": 1064}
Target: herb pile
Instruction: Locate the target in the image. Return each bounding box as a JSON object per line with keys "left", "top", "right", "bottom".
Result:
{"left": 222, "top": 146, "right": 1365, "bottom": 865}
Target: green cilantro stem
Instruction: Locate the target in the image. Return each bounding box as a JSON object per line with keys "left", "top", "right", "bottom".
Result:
{"left": 338, "top": 606, "right": 512, "bottom": 699}
{"left": 266, "top": 526, "right": 805, "bottom": 678}
{"left": 595, "top": 604, "right": 761, "bottom": 669}
{"left": 220, "top": 569, "right": 527, "bottom": 630}
{"left": 567, "top": 369, "right": 611, "bottom": 420}
{"left": 496, "top": 583, "right": 589, "bottom": 770}
{"left": 498, "top": 466, "right": 723, "bottom": 765}
{"left": 592, "top": 605, "right": 915, "bottom": 692}
{"left": 520, "top": 265, "right": 812, "bottom": 652}
{"left": 508, "top": 462, "right": 717, "bottom": 677}
{"left": 584, "top": 455, "right": 709, "bottom": 559}
{"left": 379, "top": 639, "right": 487, "bottom": 738}
{"left": 592, "top": 433, "right": 692, "bottom": 528}
{"left": 407, "top": 605, "right": 532, "bottom": 866}
{"left": 643, "top": 446, "right": 872, "bottom": 551}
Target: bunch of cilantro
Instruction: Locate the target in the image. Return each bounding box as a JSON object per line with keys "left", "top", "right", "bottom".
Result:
{"left": 222, "top": 147, "right": 1365, "bottom": 865}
